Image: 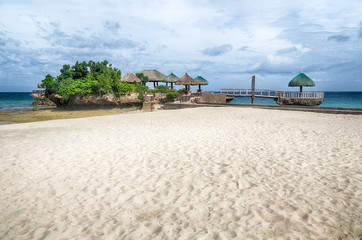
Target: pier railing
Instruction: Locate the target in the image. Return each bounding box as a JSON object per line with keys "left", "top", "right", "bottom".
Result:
{"left": 31, "top": 90, "right": 45, "bottom": 97}
{"left": 220, "top": 88, "right": 324, "bottom": 99}
{"left": 281, "top": 92, "right": 324, "bottom": 99}
{"left": 220, "top": 88, "right": 284, "bottom": 98}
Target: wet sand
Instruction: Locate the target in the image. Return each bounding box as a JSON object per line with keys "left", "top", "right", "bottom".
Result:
{"left": 0, "top": 107, "right": 361, "bottom": 239}
{"left": 0, "top": 107, "right": 139, "bottom": 124}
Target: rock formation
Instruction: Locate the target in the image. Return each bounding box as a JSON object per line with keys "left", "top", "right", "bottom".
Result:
{"left": 47, "top": 93, "right": 142, "bottom": 109}
{"left": 30, "top": 93, "right": 56, "bottom": 106}
{"left": 275, "top": 97, "right": 325, "bottom": 106}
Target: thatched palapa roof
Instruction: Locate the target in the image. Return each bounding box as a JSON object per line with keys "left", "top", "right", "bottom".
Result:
{"left": 175, "top": 73, "right": 198, "bottom": 85}
{"left": 194, "top": 75, "right": 208, "bottom": 85}
{"left": 37, "top": 83, "right": 45, "bottom": 88}
{"left": 140, "top": 70, "right": 166, "bottom": 82}
{"left": 163, "top": 73, "right": 179, "bottom": 83}
{"left": 122, "top": 73, "right": 142, "bottom": 83}
{"left": 289, "top": 73, "right": 315, "bottom": 87}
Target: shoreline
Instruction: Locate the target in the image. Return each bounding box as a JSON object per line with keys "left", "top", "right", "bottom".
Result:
{"left": 1, "top": 102, "right": 362, "bottom": 125}
{"left": 165, "top": 102, "right": 362, "bottom": 115}
{"left": 0, "top": 107, "right": 140, "bottom": 124}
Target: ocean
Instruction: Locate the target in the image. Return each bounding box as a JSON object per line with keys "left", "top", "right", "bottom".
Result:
{"left": 0, "top": 92, "right": 36, "bottom": 111}
{"left": 0, "top": 92, "right": 362, "bottom": 111}
{"left": 229, "top": 92, "right": 362, "bottom": 109}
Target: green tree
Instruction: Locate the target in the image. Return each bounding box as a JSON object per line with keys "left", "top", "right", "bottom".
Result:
{"left": 72, "top": 61, "right": 89, "bottom": 79}
{"left": 42, "top": 60, "right": 126, "bottom": 99}
{"left": 41, "top": 74, "right": 58, "bottom": 97}
{"left": 136, "top": 73, "right": 149, "bottom": 86}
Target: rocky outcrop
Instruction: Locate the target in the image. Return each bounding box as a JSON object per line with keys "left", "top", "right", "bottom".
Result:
{"left": 47, "top": 93, "right": 142, "bottom": 109}
{"left": 30, "top": 94, "right": 56, "bottom": 106}
{"left": 275, "top": 97, "right": 325, "bottom": 106}
{"left": 47, "top": 94, "right": 67, "bottom": 107}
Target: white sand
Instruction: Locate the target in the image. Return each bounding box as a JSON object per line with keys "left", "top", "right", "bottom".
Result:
{"left": 0, "top": 107, "right": 361, "bottom": 240}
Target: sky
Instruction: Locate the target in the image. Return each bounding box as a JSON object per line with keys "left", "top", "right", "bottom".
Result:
{"left": 0, "top": 0, "right": 362, "bottom": 92}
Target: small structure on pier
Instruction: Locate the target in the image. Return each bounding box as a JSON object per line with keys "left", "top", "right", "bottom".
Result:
{"left": 288, "top": 72, "right": 315, "bottom": 92}
{"left": 276, "top": 72, "right": 324, "bottom": 106}
{"left": 221, "top": 73, "right": 325, "bottom": 106}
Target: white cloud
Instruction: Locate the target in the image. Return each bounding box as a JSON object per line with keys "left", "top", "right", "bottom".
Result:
{"left": 0, "top": 0, "right": 361, "bottom": 91}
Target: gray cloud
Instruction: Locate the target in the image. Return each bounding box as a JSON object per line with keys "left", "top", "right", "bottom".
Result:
{"left": 359, "top": 21, "right": 362, "bottom": 38}
{"left": 276, "top": 46, "right": 298, "bottom": 55}
{"left": 238, "top": 46, "right": 253, "bottom": 52}
{"left": 43, "top": 28, "right": 138, "bottom": 50}
{"left": 103, "top": 21, "right": 121, "bottom": 32}
{"left": 202, "top": 44, "right": 233, "bottom": 56}
{"left": 327, "top": 34, "right": 350, "bottom": 42}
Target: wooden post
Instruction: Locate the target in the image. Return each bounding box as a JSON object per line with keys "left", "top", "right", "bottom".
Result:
{"left": 251, "top": 75, "right": 255, "bottom": 104}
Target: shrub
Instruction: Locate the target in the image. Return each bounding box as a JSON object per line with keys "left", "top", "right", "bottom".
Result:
{"left": 138, "top": 91, "right": 144, "bottom": 100}
{"left": 177, "top": 88, "right": 185, "bottom": 93}
{"left": 118, "top": 82, "right": 135, "bottom": 94}
{"left": 134, "top": 83, "right": 149, "bottom": 94}
{"left": 166, "top": 91, "right": 179, "bottom": 100}
{"left": 155, "top": 85, "right": 170, "bottom": 93}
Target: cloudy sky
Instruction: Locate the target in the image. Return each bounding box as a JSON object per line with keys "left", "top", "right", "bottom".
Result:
{"left": 1, "top": 0, "right": 361, "bottom": 91}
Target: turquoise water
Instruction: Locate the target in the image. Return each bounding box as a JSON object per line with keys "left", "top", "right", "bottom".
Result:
{"left": 319, "top": 92, "right": 362, "bottom": 108}
{"left": 230, "top": 92, "right": 362, "bottom": 108}
{"left": 0, "top": 92, "right": 361, "bottom": 111}
{"left": 0, "top": 92, "right": 34, "bottom": 111}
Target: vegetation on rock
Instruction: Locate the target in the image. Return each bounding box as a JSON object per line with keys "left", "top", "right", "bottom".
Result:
{"left": 42, "top": 60, "right": 145, "bottom": 100}
{"left": 41, "top": 60, "right": 180, "bottom": 103}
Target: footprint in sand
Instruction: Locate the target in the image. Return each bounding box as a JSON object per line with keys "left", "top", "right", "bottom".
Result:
{"left": 256, "top": 208, "right": 284, "bottom": 222}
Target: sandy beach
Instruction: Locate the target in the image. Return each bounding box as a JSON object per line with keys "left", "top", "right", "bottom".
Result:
{"left": 0, "top": 107, "right": 361, "bottom": 239}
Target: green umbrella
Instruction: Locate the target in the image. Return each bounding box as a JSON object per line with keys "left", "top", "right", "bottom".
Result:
{"left": 288, "top": 72, "right": 315, "bottom": 92}
{"left": 163, "top": 73, "right": 179, "bottom": 89}
{"left": 194, "top": 75, "right": 208, "bottom": 92}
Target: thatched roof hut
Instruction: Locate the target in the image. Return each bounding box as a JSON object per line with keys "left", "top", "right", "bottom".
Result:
{"left": 289, "top": 72, "right": 315, "bottom": 92}
{"left": 122, "top": 72, "right": 142, "bottom": 83}
{"left": 194, "top": 75, "right": 208, "bottom": 91}
{"left": 175, "top": 73, "right": 198, "bottom": 92}
{"left": 163, "top": 73, "right": 179, "bottom": 89}
{"left": 37, "top": 83, "right": 45, "bottom": 88}
{"left": 140, "top": 70, "right": 166, "bottom": 87}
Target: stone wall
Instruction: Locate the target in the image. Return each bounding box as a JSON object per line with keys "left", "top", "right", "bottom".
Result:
{"left": 200, "top": 92, "right": 227, "bottom": 103}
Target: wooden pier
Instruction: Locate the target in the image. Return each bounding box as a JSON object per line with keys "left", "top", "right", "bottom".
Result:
{"left": 220, "top": 89, "right": 324, "bottom": 99}
{"left": 220, "top": 75, "right": 324, "bottom": 106}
